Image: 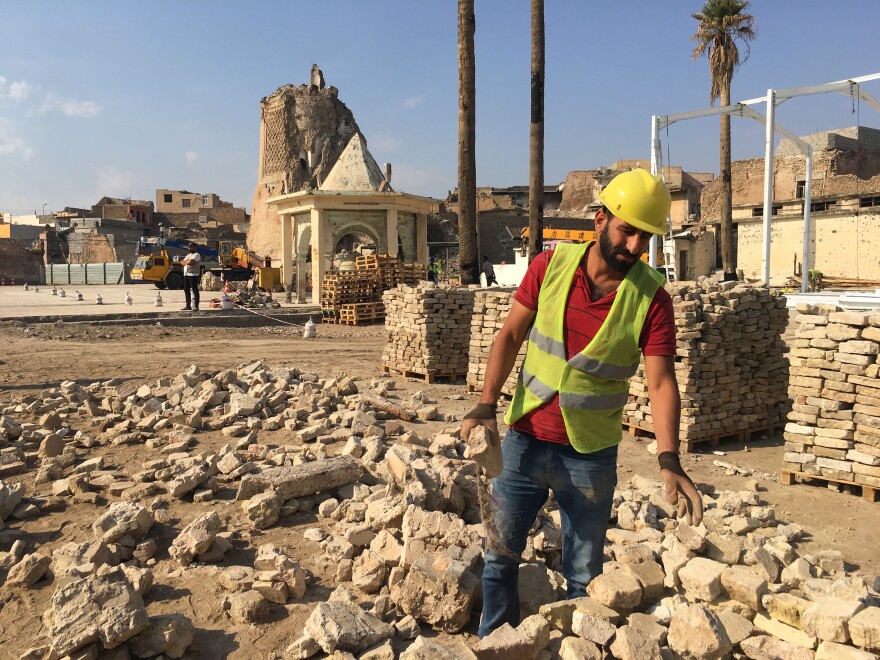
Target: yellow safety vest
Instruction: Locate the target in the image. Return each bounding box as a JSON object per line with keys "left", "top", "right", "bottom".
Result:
{"left": 505, "top": 241, "right": 665, "bottom": 453}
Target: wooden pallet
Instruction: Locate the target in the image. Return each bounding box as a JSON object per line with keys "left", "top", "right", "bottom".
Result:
{"left": 338, "top": 316, "right": 385, "bottom": 326}
{"left": 781, "top": 468, "right": 878, "bottom": 502}
{"left": 321, "top": 309, "right": 339, "bottom": 324}
{"left": 625, "top": 421, "right": 783, "bottom": 454}
{"left": 343, "top": 301, "right": 384, "bottom": 311}
{"left": 356, "top": 254, "right": 400, "bottom": 270}
{"left": 382, "top": 363, "right": 462, "bottom": 383}
{"left": 321, "top": 296, "right": 379, "bottom": 307}
{"left": 338, "top": 302, "right": 386, "bottom": 326}
{"left": 400, "top": 264, "right": 427, "bottom": 285}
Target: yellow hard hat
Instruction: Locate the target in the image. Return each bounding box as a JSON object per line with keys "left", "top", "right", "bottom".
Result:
{"left": 598, "top": 168, "right": 671, "bottom": 235}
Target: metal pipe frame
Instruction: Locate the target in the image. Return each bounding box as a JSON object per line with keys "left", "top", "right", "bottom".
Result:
{"left": 651, "top": 72, "right": 878, "bottom": 290}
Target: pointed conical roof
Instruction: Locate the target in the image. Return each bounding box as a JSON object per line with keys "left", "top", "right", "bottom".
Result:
{"left": 319, "top": 133, "right": 390, "bottom": 192}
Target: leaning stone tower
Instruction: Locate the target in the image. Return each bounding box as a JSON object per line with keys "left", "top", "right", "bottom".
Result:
{"left": 248, "top": 65, "right": 359, "bottom": 259}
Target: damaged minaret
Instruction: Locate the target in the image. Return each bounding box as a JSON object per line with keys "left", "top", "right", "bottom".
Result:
{"left": 248, "top": 65, "right": 359, "bottom": 259}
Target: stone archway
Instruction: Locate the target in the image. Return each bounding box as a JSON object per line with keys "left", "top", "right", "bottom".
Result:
{"left": 295, "top": 223, "right": 312, "bottom": 303}
{"left": 332, "top": 222, "right": 382, "bottom": 254}
{"left": 397, "top": 221, "right": 415, "bottom": 262}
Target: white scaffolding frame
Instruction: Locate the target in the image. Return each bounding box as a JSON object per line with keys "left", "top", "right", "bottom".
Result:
{"left": 650, "top": 72, "right": 880, "bottom": 291}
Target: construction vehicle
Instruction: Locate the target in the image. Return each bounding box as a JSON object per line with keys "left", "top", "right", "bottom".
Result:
{"left": 130, "top": 240, "right": 281, "bottom": 290}
{"left": 216, "top": 241, "right": 282, "bottom": 290}
{"left": 130, "top": 239, "right": 219, "bottom": 290}
{"left": 518, "top": 226, "right": 667, "bottom": 270}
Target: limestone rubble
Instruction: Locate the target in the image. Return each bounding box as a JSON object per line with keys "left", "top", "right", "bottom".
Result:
{"left": 0, "top": 359, "right": 878, "bottom": 659}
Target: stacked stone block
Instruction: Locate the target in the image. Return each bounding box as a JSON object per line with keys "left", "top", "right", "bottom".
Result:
{"left": 381, "top": 284, "right": 475, "bottom": 377}
{"left": 467, "top": 288, "right": 525, "bottom": 395}
{"left": 624, "top": 281, "right": 789, "bottom": 447}
{"left": 784, "top": 304, "right": 880, "bottom": 491}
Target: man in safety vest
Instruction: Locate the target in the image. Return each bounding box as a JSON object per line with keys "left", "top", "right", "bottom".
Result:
{"left": 462, "top": 168, "right": 704, "bottom": 638}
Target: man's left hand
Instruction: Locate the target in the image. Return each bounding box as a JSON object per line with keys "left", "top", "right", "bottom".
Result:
{"left": 658, "top": 451, "right": 703, "bottom": 526}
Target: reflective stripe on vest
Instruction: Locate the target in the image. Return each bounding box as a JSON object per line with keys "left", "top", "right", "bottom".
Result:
{"left": 529, "top": 326, "right": 640, "bottom": 380}
{"left": 504, "top": 241, "right": 665, "bottom": 453}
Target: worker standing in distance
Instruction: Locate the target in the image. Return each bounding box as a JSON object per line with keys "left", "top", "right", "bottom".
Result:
{"left": 180, "top": 242, "right": 201, "bottom": 311}
{"left": 482, "top": 256, "right": 498, "bottom": 287}
{"left": 462, "top": 169, "right": 703, "bottom": 637}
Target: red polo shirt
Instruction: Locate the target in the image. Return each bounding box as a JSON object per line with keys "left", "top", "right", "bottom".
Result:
{"left": 511, "top": 249, "right": 676, "bottom": 445}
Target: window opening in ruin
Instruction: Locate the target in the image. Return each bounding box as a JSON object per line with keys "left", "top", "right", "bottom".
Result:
{"left": 810, "top": 200, "right": 836, "bottom": 213}
{"left": 860, "top": 195, "right": 880, "bottom": 208}
{"left": 182, "top": 199, "right": 191, "bottom": 208}
{"left": 163, "top": 194, "right": 172, "bottom": 203}
{"left": 202, "top": 196, "right": 209, "bottom": 206}
{"left": 796, "top": 180, "right": 806, "bottom": 199}
{"left": 751, "top": 206, "right": 780, "bottom": 217}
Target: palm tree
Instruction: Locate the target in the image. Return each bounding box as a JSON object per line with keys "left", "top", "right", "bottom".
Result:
{"left": 691, "top": 0, "right": 756, "bottom": 280}
{"left": 457, "top": 0, "right": 479, "bottom": 285}
{"left": 527, "top": 0, "right": 544, "bottom": 263}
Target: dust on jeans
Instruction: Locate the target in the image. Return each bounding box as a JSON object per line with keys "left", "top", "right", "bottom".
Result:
{"left": 478, "top": 475, "right": 519, "bottom": 559}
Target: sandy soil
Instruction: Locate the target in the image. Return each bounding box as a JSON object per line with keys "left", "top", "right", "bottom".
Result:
{"left": 0, "top": 282, "right": 317, "bottom": 319}
{"left": 0, "top": 321, "right": 877, "bottom": 658}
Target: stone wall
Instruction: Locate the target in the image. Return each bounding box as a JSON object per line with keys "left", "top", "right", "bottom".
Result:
{"left": 0, "top": 239, "right": 45, "bottom": 283}
{"left": 477, "top": 212, "right": 593, "bottom": 265}
{"left": 777, "top": 126, "right": 880, "bottom": 157}
{"left": 156, "top": 206, "right": 248, "bottom": 228}
{"left": 737, "top": 210, "right": 880, "bottom": 285}
{"left": 673, "top": 230, "right": 716, "bottom": 281}
{"left": 701, "top": 148, "right": 880, "bottom": 221}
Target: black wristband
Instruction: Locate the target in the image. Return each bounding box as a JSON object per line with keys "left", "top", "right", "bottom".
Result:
{"left": 464, "top": 403, "right": 498, "bottom": 420}
{"left": 658, "top": 451, "right": 687, "bottom": 478}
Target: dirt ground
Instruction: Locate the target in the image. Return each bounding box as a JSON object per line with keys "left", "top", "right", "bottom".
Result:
{"left": 0, "top": 321, "right": 878, "bottom": 658}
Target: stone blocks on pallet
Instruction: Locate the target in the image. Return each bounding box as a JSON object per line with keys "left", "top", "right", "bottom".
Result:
{"left": 382, "top": 284, "right": 476, "bottom": 378}
{"left": 624, "top": 280, "right": 789, "bottom": 448}
{"left": 467, "top": 289, "right": 526, "bottom": 395}
{"left": 783, "top": 305, "right": 880, "bottom": 497}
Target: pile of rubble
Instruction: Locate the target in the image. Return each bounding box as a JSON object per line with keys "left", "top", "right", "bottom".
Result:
{"left": 784, "top": 305, "right": 880, "bottom": 491}
{"left": 0, "top": 361, "right": 879, "bottom": 659}
{"left": 382, "top": 283, "right": 475, "bottom": 377}
{"left": 625, "top": 280, "right": 790, "bottom": 449}
{"left": 467, "top": 288, "right": 525, "bottom": 396}
{"left": 232, "top": 288, "right": 279, "bottom": 309}
{"left": 200, "top": 272, "right": 224, "bottom": 291}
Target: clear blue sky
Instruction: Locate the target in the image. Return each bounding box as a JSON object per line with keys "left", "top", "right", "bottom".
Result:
{"left": 1, "top": 1, "right": 878, "bottom": 215}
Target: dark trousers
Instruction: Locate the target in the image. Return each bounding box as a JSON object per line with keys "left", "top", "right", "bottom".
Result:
{"left": 183, "top": 275, "right": 200, "bottom": 308}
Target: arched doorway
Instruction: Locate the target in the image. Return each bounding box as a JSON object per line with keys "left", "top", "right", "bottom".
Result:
{"left": 332, "top": 222, "right": 382, "bottom": 262}
{"left": 295, "top": 224, "right": 312, "bottom": 303}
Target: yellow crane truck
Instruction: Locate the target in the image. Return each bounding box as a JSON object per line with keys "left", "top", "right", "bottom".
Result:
{"left": 130, "top": 240, "right": 281, "bottom": 290}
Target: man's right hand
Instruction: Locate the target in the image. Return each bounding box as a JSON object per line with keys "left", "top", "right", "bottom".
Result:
{"left": 461, "top": 402, "right": 499, "bottom": 442}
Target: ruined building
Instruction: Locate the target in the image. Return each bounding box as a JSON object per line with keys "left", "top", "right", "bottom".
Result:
{"left": 558, "top": 161, "right": 712, "bottom": 230}
{"left": 701, "top": 126, "right": 880, "bottom": 285}
{"left": 155, "top": 189, "right": 248, "bottom": 228}
{"left": 248, "top": 65, "right": 360, "bottom": 258}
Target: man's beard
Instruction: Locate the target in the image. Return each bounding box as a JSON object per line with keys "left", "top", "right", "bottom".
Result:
{"left": 598, "top": 226, "right": 640, "bottom": 274}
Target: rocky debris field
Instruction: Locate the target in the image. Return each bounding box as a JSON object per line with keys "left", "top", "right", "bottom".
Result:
{"left": 0, "top": 343, "right": 878, "bottom": 658}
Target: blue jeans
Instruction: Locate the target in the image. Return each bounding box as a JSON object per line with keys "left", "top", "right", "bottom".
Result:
{"left": 478, "top": 428, "right": 618, "bottom": 638}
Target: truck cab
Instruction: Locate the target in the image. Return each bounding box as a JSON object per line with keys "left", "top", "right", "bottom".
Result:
{"left": 130, "top": 250, "right": 183, "bottom": 289}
